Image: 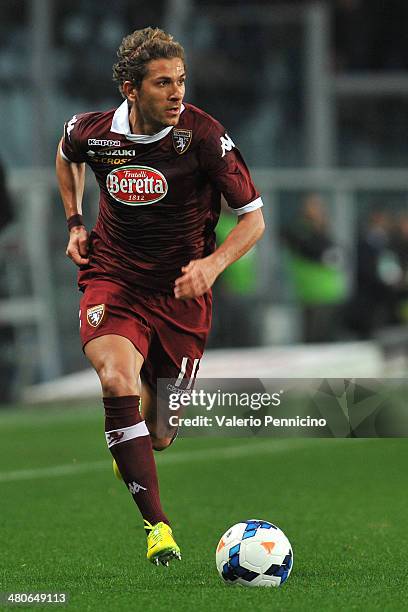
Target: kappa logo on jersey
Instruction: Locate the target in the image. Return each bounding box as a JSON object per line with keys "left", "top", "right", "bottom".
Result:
{"left": 173, "top": 129, "right": 192, "bottom": 154}
{"left": 220, "top": 133, "right": 235, "bottom": 157}
{"left": 106, "top": 165, "right": 168, "bottom": 206}
{"left": 86, "top": 304, "right": 105, "bottom": 328}
{"left": 66, "top": 115, "right": 78, "bottom": 141}
{"left": 88, "top": 138, "right": 121, "bottom": 146}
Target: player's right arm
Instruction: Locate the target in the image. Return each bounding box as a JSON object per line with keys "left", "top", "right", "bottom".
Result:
{"left": 56, "top": 139, "right": 89, "bottom": 266}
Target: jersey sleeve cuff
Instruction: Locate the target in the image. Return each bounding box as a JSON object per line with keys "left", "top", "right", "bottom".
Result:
{"left": 59, "top": 143, "right": 77, "bottom": 163}
{"left": 230, "top": 196, "right": 264, "bottom": 216}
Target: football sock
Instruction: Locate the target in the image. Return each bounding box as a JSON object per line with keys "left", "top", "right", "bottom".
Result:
{"left": 104, "top": 395, "right": 169, "bottom": 526}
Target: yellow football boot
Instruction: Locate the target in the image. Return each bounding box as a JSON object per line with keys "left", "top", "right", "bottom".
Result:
{"left": 112, "top": 459, "right": 122, "bottom": 481}
{"left": 144, "top": 520, "right": 181, "bottom": 566}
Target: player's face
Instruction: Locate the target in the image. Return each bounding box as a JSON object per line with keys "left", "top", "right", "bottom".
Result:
{"left": 131, "top": 58, "right": 186, "bottom": 134}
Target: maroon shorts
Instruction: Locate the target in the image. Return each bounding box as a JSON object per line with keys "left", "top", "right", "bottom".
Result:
{"left": 79, "top": 279, "right": 212, "bottom": 392}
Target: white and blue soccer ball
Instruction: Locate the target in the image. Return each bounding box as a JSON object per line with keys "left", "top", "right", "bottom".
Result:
{"left": 215, "top": 519, "right": 293, "bottom": 587}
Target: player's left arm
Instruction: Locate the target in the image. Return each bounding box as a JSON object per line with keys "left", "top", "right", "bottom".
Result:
{"left": 175, "top": 120, "right": 265, "bottom": 299}
{"left": 174, "top": 208, "right": 264, "bottom": 299}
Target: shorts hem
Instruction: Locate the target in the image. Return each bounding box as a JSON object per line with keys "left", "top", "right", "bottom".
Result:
{"left": 81, "top": 331, "right": 148, "bottom": 361}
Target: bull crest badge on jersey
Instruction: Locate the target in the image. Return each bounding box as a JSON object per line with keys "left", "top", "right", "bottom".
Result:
{"left": 173, "top": 129, "right": 192, "bottom": 154}
{"left": 87, "top": 304, "right": 105, "bottom": 328}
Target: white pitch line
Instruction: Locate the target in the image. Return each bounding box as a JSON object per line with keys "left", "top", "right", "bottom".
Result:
{"left": 0, "top": 439, "right": 315, "bottom": 484}
{"left": 0, "top": 460, "right": 109, "bottom": 483}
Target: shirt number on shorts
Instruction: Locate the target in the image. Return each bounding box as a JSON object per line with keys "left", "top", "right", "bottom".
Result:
{"left": 175, "top": 356, "right": 200, "bottom": 389}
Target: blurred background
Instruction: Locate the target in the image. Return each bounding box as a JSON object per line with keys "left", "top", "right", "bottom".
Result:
{"left": 1, "top": 0, "right": 408, "bottom": 402}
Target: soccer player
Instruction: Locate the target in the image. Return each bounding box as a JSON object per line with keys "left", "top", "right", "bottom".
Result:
{"left": 56, "top": 27, "right": 264, "bottom": 566}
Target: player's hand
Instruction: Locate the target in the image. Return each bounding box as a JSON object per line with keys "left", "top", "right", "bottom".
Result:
{"left": 174, "top": 257, "right": 219, "bottom": 299}
{"left": 66, "top": 226, "right": 90, "bottom": 266}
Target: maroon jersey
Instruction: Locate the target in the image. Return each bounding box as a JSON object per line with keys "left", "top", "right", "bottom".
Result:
{"left": 61, "top": 100, "right": 263, "bottom": 292}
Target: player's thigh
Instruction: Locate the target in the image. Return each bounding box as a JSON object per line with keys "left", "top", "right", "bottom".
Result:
{"left": 79, "top": 279, "right": 151, "bottom": 395}
{"left": 142, "top": 292, "right": 212, "bottom": 392}
{"left": 85, "top": 334, "right": 144, "bottom": 396}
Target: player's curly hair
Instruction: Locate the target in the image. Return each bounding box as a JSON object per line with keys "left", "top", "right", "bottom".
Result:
{"left": 112, "top": 27, "right": 185, "bottom": 95}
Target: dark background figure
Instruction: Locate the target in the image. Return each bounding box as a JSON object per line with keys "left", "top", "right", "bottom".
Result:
{"left": 0, "top": 161, "right": 13, "bottom": 231}
{"left": 348, "top": 209, "right": 402, "bottom": 338}
{"left": 282, "top": 193, "right": 347, "bottom": 343}
{"left": 209, "top": 205, "right": 261, "bottom": 348}
{"left": 0, "top": 158, "right": 15, "bottom": 402}
{"left": 391, "top": 213, "right": 408, "bottom": 280}
{"left": 390, "top": 212, "right": 408, "bottom": 322}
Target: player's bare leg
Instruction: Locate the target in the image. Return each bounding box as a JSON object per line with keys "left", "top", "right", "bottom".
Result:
{"left": 85, "top": 334, "right": 143, "bottom": 397}
{"left": 141, "top": 381, "right": 179, "bottom": 451}
{"left": 85, "top": 334, "right": 180, "bottom": 564}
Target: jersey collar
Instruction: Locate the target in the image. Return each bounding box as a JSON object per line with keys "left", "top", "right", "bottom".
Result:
{"left": 111, "top": 100, "right": 185, "bottom": 144}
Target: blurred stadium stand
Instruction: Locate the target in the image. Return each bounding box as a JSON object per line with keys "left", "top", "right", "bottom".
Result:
{"left": 1, "top": 0, "right": 408, "bottom": 400}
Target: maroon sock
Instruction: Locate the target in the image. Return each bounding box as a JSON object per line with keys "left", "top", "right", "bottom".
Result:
{"left": 104, "top": 395, "right": 169, "bottom": 526}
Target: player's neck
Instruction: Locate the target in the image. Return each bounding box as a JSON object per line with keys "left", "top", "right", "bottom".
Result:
{"left": 129, "top": 105, "right": 162, "bottom": 136}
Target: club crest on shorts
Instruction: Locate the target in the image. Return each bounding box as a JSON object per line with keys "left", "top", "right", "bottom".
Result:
{"left": 173, "top": 129, "right": 192, "bottom": 154}
{"left": 87, "top": 304, "right": 105, "bottom": 328}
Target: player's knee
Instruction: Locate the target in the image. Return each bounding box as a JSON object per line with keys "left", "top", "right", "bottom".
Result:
{"left": 99, "top": 366, "right": 137, "bottom": 397}
{"left": 151, "top": 436, "right": 173, "bottom": 452}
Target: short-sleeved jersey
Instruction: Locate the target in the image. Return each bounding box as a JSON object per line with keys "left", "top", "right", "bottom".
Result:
{"left": 61, "top": 100, "right": 263, "bottom": 292}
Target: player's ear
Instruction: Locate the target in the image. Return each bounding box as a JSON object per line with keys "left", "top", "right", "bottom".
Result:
{"left": 122, "top": 81, "right": 137, "bottom": 102}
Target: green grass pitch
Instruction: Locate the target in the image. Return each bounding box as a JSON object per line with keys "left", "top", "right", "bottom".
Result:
{"left": 0, "top": 402, "right": 407, "bottom": 611}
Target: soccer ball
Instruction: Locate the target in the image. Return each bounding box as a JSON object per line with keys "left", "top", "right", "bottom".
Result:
{"left": 215, "top": 519, "right": 293, "bottom": 587}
